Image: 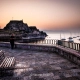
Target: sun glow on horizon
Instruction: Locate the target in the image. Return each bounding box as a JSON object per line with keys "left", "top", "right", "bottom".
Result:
{"left": 0, "top": 0, "right": 80, "bottom": 30}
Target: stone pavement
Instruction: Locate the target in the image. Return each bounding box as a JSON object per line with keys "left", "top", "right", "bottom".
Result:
{"left": 0, "top": 47, "right": 80, "bottom": 80}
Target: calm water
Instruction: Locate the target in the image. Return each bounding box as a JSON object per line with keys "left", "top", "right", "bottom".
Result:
{"left": 45, "top": 32, "right": 80, "bottom": 43}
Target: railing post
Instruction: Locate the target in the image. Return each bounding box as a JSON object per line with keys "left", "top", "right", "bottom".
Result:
{"left": 75, "top": 43, "right": 77, "bottom": 50}
{"left": 46, "top": 39, "right": 47, "bottom": 44}
{"left": 68, "top": 42, "right": 70, "bottom": 48}
{"left": 75, "top": 43, "right": 76, "bottom": 50}
{"left": 54, "top": 39, "right": 56, "bottom": 45}
{"left": 49, "top": 39, "right": 50, "bottom": 44}
{"left": 55, "top": 40, "right": 57, "bottom": 45}
{"left": 76, "top": 43, "right": 78, "bottom": 51}
{"left": 52, "top": 40, "right": 53, "bottom": 45}
{"left": 47, "top": 40, "right": 48, "bottom": 44}
{"left": 44, "top": 40, "right": 45, "bottom": 44}
{"left": 73, "top": 43, "right": 75, "bottom": 50}
{"left": 71, "top": 43, "right": 73, "bottom": 49}
{"left": 63, "top": 41, "right": 65, "bottom": 47}
{"left": 47, "top": 39, "right": 48, "bottom": 44}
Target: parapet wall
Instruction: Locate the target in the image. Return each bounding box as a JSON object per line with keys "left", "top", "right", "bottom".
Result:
{"left": 0, "top": 42, "right": 80, "bottom": 66}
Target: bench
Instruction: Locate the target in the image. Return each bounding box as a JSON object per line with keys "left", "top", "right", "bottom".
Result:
{"left": 0, "top": 50, "right": 16, "bottom": 71}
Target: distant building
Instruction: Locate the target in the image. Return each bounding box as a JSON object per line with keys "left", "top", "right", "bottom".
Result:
{"left": 4, "top": 20, "right": 29, "bottom": 32}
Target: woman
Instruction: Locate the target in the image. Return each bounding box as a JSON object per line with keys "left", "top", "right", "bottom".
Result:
{"left": 10, "top": 34, "right": 15, "bottom": 49}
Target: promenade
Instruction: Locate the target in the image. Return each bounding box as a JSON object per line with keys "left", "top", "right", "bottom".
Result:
{"left": 0, "top": 47, "right": 80, "bottom": 80}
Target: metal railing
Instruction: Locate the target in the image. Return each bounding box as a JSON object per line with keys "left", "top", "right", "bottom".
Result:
{"left": 34, "top": 39, "right": 80, "bottom": 51}
{"left": 34, "top": 39, "right": 58, "bottom": 45}
{"left": 61, "top": 41, "right": 80, "bottom": 51}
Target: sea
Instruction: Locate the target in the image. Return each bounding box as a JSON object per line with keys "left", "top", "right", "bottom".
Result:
{"left": 45, "top": 32, "right": 80, "bottom": 43}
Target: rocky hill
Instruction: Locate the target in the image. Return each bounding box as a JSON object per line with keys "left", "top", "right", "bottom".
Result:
{"left": 2, "top": 20, "right": 47, "bottom": 37}
{"left": 4, "top": 20, "right": 31, "bottom": 33}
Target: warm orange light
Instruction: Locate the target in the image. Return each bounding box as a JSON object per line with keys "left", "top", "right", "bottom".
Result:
{"left": 0, "top": 0, "right": 79, "bottom": 30}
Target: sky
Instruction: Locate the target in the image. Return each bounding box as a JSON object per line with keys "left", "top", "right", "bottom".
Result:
{"left": 0, "top": 0, "right": 80, "bottom": 30}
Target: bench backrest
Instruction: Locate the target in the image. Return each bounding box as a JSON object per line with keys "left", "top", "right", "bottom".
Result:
{"left": 0, "top": 50, "right": 5, "bottom": 64}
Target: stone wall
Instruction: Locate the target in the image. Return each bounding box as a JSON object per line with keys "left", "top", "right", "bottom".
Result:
{"left": 0, "top": 42, "right": 80, "bottom": 66}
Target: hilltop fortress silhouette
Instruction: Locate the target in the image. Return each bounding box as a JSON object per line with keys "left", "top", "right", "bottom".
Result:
{"left": 0, "top": 20, "right": 47, "bottom": 42}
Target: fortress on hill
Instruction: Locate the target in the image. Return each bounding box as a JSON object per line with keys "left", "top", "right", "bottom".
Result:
{"left": 0, "top": 20, "right": 47, "bottom": 42}
{"left": 4, "top": 20, "right": 38, "bottom": 33}
{"left": 3, "top": 20, "right": 47, "bottom": 36}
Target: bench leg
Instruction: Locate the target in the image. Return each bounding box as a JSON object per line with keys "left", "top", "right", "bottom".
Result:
{"left": 0, "top": 70, "right": 14, "bottom": 77}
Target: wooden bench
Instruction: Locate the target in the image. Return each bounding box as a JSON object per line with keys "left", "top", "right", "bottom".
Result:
{"left": 0, "top": 50, "right": 16, "bottom": 71}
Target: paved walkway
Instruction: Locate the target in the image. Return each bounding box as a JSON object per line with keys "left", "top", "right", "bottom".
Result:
{"left": 0, "top": 47, "right": 80, "bottom": 80}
